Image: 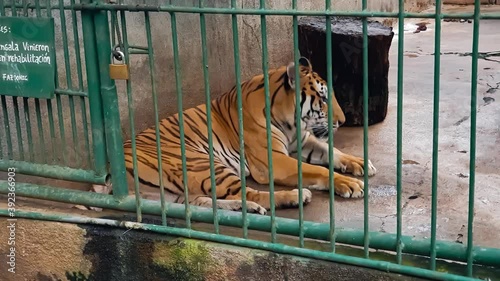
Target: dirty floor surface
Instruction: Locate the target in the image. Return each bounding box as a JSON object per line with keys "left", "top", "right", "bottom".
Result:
{"left": 266, "top": 5, "right": 500, "bottom": 249}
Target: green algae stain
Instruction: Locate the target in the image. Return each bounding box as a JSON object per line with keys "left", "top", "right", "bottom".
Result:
{"left": 152, "top": 239, "right": 213, "bottom": 281}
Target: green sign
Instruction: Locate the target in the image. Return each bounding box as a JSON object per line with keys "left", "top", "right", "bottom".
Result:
{"left": 0, "top": 17, "right": 56, "bottom": 99}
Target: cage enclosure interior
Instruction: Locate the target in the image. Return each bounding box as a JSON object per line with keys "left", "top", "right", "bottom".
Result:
{"left": 298, "top": 16, "right": 395, "bottom": 127}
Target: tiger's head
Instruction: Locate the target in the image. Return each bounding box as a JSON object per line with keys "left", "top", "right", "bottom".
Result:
{"left": 285, "top": 57, "right": 345, "bottom": 139}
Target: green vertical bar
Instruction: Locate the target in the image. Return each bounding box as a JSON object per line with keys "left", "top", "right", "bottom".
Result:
{"left": 0, "top": 0, "right": 4, "bottom": 15}
{"left": 260, "top": 0, "right": 277, "bottom": 244}
{"left": 33, "top": 1, "right": 46, "bottom": 164}
{"left": 430, "top": 0, "right": 442, "bottom": 271}
{"left": 80, "top": 98, "right": 92, "bottom": 167}
{"left": 362, "top": 0, "right": 370, "bottom": 259}
{"left": 120, "top": 8, "right": 142, "bottom": 223}
{"left": 58, "top": 0, "right": 73, "bottom": 89}
{"left": 230, "top": 0, "right": 248, "bottom": 239}
{"left": 46, "top": 0, "right": 66, "bottom": 166}
{"left": 0, "top": 92, "right": 5, "bottom": 159}
{"left": 58, "top": 0, "right": 79, "bottom": 166}
{"left": 34, "top": 99, "right": 47, "bottom": 164}
{"left": 35, "top": 0, "right": 41, "bottom": 17}
{"left": 22, "top": 98, "right": 34, "bottom": 162}
{"left": 45, "top": 1, "right": 51, "bottom": 33}
{"left": 466, "top": 0, "right": 481, "bottom": 276}
{"left": 70, "top": 0, "right": 90, "bottom": 166}
{"left": 68, "top": 96, "right": 81, "bottom": 165}
{"left": 144, "top": 11, "right": 166, "bottom": 226}
{"left": 1, "top": 96, "right": 13, "bottom": 159}
{"left": 200, "top": 0, "right": 220, "bottom": 235}
{"left": 93, "top": 0, "right": 128, "bottom": 197}
{"left": 70, "top": 0, "right": 84, "bottom": 92}
{"left": 46, "top": 0, "right": 58, "bottom": 165}
{"left": 110, "top": 10, "right": 116, "bottom": 49}
{"left": 10, "top": 0, "right": 16, "bottom": 16}
{"left": 55, "top": 95, "right": 68, "bottom": 164}
{"left": 12, "top": 97, "right": 24, "bottom": 161}
{"left": 170, "top": 12, "right": 191, "bottom": 229}
{"left": 396, "top": 0, "right": 405, "bottom": 265}
{"left": 325, "top": 0, "right": 336, "bottom": 253}
{"left": 292, "top": 0, "right": 304, "bottom": 248}
{"left": 80, "top": 2, "right": 107, "bottom": 175}
{"left": 45, "top": 100, "right": 57, "bottom": 164}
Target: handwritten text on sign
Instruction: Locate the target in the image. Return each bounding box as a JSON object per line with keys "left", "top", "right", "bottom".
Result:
{"left": 0, "top": 17, "right": 56, "bottom": 99}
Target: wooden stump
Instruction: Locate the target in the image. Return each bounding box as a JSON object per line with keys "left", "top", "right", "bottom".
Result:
{"left": 298, "top": 16, "right": 394, "bottom": 127}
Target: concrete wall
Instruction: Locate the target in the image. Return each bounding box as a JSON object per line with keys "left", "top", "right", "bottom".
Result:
{"left": 0, "top": 0, "right": 431, "bottom": 179}
{"left": 0, "top": 217, "right": 430, "bottom": 281}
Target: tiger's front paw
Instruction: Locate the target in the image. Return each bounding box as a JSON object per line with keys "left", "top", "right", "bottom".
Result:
{"left": 338, "top": 154, "right": 377, "bottom": 177}
{"left": 334, "top": 174, "right": 364, "bottom": 198}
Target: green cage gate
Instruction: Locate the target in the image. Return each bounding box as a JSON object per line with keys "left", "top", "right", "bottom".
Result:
{"left": 1, "top": 0, "right": 500, "bottom": 280}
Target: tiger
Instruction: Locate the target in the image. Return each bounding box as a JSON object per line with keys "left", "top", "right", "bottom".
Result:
{"left": 88, "top": 57, "right": 377, "bottom": 215}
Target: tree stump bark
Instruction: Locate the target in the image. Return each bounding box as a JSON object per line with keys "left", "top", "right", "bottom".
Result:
{"left": 298, "top": 16, "right": 394, "bottom": 127}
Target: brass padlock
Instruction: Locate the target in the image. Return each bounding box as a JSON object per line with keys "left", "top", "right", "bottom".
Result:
{"left": 109, "top": 51, "right": 129, "bottom": 80}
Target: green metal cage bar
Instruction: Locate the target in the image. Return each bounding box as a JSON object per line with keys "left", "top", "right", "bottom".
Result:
{"left": 122, "top": 10, "right": 144, "bottom": 224}
{"left": 0, "top": 0, "right": 85, "bottom": 168}
{"left": 55, "top": 94, "right": 68, "bottom": 165}
{"left": 81, "top": 0, "right": 108, "bottom": 176}
{"left": 45, "top": 0, "right": 58, "bottom": 166}
{"left": 142, "top": 10, "right": 167, "bottom": 226}
{"left": 0, "top": 96, "right": 13, "bottom": 159}
{"left": 396, "top": 0, "right": 405, "bottom": 266}
{"left": 12, "top": 97, "right": 24, "bottom": 161}
{"left": 430, "top": 0, "right": 443, "bottom": 271}
{"left": 22, "top": 97, "right": 34, "bottom": 162}
{"left": 170, "top": 11, "right": 192, "bottom": 229}
{"left": 199, "top": 0, "right": 220, "bottom": 235}
{"left": 0, "top": 160, "right": 108, "bottom": 184}
{"left": 33, "top": 98, "right": 47, "bottom": 164}
{"left": 69, "top": 0, "right": 92, "bottom": 167}
{"left": 117, "top": 7, "right": 144, "bottom": 223}
{"left": 261, "top": 0, "right": 278, "bottom": 244}
{"left": 362, "top": 0, "right": 370, "bottom": 259}
{"left": 466, "top": 0, "right": 481, "bottom": 276}
{"left": 230, "top": 0, "right": 248, "bottom": 239}
{"left": 325, "top": 0, "right": 336, "bottom": 253}
{"left": 92, "top": 0, "right": 129, "bottom": 198}
{"left": 292, "top": 0, "right": 304, "bottom": 248}
{"left": 46, "top": 3, "right": 497, "bottom": 20}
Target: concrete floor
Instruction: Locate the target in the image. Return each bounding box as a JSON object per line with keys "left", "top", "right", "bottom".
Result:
{"left": 268, "top": 5, "right": 500, "bottom": 249}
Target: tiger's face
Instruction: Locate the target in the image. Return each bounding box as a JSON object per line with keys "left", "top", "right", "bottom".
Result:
{"left": 286, "top": 57, "right": 345, "bottom": 139}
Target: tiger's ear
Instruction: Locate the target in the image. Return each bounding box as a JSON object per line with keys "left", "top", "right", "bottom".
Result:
{"left": 299, "top": 57, "right": 312, "bottom": 69}
{"left": 286, "top": 62, "right": 297, "bottom": 89}
{"left": 286, "top": 57, "right": 312, "bottom": 89}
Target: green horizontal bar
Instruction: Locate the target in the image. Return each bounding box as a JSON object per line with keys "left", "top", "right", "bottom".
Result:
{"left": 128, "top": 50, "right": 148, "bottom": 55}
{"left": 4, "top": 3, "right": 500, "bottom": 20}
{"left": 6, "top": 2, "right": 500, "bottom": 20}
{"left": 54, "top": 89, "right": 88, "bottom": 97}
{"left": 112, "top": 43, "right": 149, "bottom": 55}
{"left": 0, "top": 181, "right": 499, "bottom": 268}
{"left": 113, "top": 43, "right": 148, "bottom": 51}
{"left": 0, "top": 161, "right": 107, "bottom": 185}
{"left": 53, "top": 4, "right": 500, "bottom": 20}
{"left": 0, "top": 209, "right": 482, "bottom": 281}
